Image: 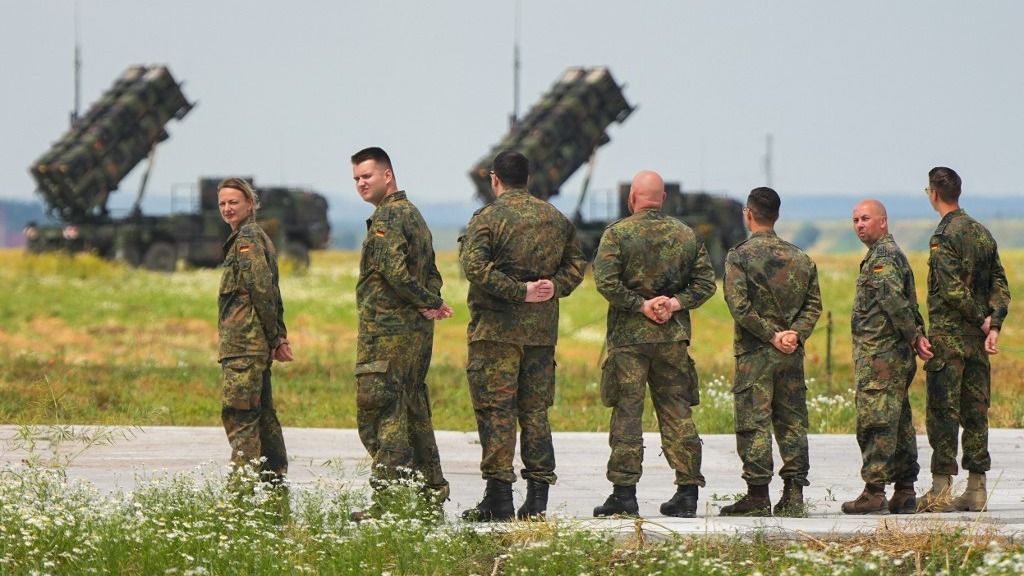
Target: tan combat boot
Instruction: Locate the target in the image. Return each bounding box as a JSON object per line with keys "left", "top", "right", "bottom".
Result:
{"left": 917, "top": 473, "right": 956, "bottom": 513}
{"left": 952, "top": 472, "right": 987, "bottom": 512}
{"left": 841, "top": 482, "right": 888, "bottom": 515}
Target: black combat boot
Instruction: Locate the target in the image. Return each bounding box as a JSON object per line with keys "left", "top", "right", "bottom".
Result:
{"left": 888, "top": 483, "right": 916, "bottom": 515}
{"left": 659, "top": 485, "right": 698, "bottom": 518}
{"left": 461, "top": 479, "right": 514, "bottom": 522}
{"left": 719, "top": 483, "right": 771, "bottom": 517}
{"left": 773, "top": 478, "right": 805, "bottom": 517}
{"left": 517, "top": 479, "right": 550, "bottom": 521}
{"left": 593, "top": 484, "right": 640, "bottom": 517}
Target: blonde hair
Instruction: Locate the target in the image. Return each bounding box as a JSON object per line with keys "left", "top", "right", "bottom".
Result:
{"left": 217, "top": 177, "right": 260, "bottom": 221}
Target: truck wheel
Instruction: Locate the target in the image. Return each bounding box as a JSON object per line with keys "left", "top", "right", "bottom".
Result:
{"left": 142, "top": 242, "right": 177, "bottom": 272}
{"left": 284, "top": 241, "right": 310, "bottom": 269}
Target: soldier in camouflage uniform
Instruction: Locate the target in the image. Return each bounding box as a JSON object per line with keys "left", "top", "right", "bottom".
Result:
{"left": 350, "top": 147, "right": 453, "bottom": 520}
{"left": 842, "top": 199, "right": 931, "bottom": 515}
{"left": 459, "top": 150, "right": 586, "bottom": 522}
{"left": 590, "top": 171, "right": 717, "bottom": 519}
{"left": 919, "top": 167, "right": 1011, "bottom": 513}
{"left": 217, "top": 177, "right": 292, "bottom": 483}
{"left": 721, "top": 187, "right": 822, "bottom": 517}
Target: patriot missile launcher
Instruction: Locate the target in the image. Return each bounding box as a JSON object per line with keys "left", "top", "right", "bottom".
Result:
{"left": 25, "top": 65, "right": 330, "bottom": 270}
{"left": 468, "top": 66, "right": 744, "bottom": 276}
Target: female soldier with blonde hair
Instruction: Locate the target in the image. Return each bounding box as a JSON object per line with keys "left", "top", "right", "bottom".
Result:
{"left": 217, "top": 177, "right": 293, "bottom": 483}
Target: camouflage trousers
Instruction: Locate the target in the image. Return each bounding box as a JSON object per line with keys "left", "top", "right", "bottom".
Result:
{"left": 220, "top": 355, "right": 288, "bottom": 479}
{"left": 732, "top": 347, "right": 810, "bottom": 486}
{"left": 355, "top": 332, "right": 448, "bottom": 490}
{"left": 853, "top": 347, "right": 920, "bottom": 485}
{"left": 601, "top": 342, "right": 704, "bottom": 487}
{"left": 924, "top": 334, "right": 991, "bottom": 475}
{"left": 466, "top": 340, "right": 556, "bottom": 485}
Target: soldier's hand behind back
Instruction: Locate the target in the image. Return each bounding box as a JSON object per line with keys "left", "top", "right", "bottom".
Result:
{"left": 525, "top": 280, "right": 555, "bottom": 303}
{"left": 914, "top": 336, "right": 934, "bottom": 360}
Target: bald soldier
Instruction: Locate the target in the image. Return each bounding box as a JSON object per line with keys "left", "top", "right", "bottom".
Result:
{"left": 841, "top": 200, "right": 932, "bottom": 514}
{"left": 591, "top": 171, "right": 716, "bottom": 518}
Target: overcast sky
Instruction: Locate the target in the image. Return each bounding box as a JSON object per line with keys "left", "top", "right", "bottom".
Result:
{"left": 2, "top": 0, "right": 1022, "bottom": 218}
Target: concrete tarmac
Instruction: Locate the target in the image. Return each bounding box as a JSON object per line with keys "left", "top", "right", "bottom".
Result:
{"left": 3, "top": 425, "right": 1023, "bottom": 539}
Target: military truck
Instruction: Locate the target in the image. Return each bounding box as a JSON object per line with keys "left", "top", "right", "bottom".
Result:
{"left": 25, "top": 64, "right": 330, "bottom": 270}
{"left": 468, "top": 66, "right": 745, "bottom": 276}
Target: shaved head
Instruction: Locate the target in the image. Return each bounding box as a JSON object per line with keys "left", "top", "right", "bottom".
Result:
{"left": 628, "top": 170, "right": 666, "bottom": 213}
{"left": 852, "top": 198, "right": 889, "bottom": 246}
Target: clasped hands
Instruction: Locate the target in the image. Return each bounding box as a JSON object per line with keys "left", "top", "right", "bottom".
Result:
{"left": 771, "top": 330, "right": 799, "bottom": 354}
{"left": 641, "top": 296, "right": 680, "bottom": 324}
{"left": 419, "top": 303, "right": 454, "bottom": 321}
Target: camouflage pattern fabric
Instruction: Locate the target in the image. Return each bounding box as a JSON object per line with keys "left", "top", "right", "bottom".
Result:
{"left": 218, "top": 220, "right": 288, "bottom": 479}
{"left": 459, "top": 188, "right": 585, "bottom": 485}
{"left": 731, "top": 348, "right": 810, "bottom": 486}
{"left": 601, "top": 343, "right": 704, "bottom": 487}
{"left": 219, "top": 222, "right": 286, "bottom": 360}
{"left": 466, "top": 340, "right": 556, "bottom": 484}
{"left": 852, "top": 233, "right": 923, "bottom": 485}
{"left": 459, "top": 188, "right": 586, "bottom": 345}
{"left": 724, "top": 230, "right": 821, "bottom": 486}
{"left": 356, "top": 191, "right": 447, "bottom": 490}
{"left": 357, "top": 191, "right": 444, "bottom": 336}
{"left": 854, "top": 347, "right": 920, "bottom": 484}
{"left": 925, "top": 210, "right": 1010, "bottom": 475}
{"left": 593, "top": 208, "right": 717, "bottom": 348}
{"left": 723, "top": 231, "right": 822, "bottom": 356}
{"left": 852, "top": 233, "right": 925, "bottom": 358}
{"left": 927, "top": 209, "right": 1010, "bottom": 337}
{"left": 220, "top": 355, "right": 288, "bottom": 478}
{"left": 356, "top": 331, "right": 447, "bottom": 489}
{"left": 592, "top": 208, "right": 715, "bottom": 487}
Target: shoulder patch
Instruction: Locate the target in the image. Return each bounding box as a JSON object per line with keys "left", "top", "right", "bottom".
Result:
{"left": 872, "top": 264, "right": 884, "bottom": 273}
{"left": 239, "top": 244, "right": 251, "bottom": 254}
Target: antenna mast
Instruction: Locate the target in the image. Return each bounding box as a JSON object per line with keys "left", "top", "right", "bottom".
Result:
{"left": 71, "top": 0, "right": 81, "bottom": 128}
{"left": 763, "top": 133, "right": 773, "bottom": 187}
{"left": 509, "top": 0, "right": 521, "bottom": 130}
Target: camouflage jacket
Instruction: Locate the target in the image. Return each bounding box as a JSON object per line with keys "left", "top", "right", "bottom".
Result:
{"left": 219, "top": 222, "right": 286, "bottom": 360}
{"left": 459, "top": 188, "right": 586, "bottom": 345}
{"left": 723, "top": 230, "right": 822, "bottom": 356}
{"left": 593, "top": 208, "right": 717, "bottom": 349}
{"left": 927, "top": 209, "right": 1011, "bottom": 336}
{"left": 357, "top": 191, "right": 444, "bottom": 336}
{"left": 851, "top": 233, "right": 925, "bottom": 359}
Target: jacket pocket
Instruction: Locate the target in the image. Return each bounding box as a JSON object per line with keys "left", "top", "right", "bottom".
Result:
{"left": 355, "top": 360, "right": 393, "bottom": 411}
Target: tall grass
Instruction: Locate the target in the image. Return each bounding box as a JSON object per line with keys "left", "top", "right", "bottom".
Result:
{"left": 1, "top": 248, "right": 1021, "bottom": 432}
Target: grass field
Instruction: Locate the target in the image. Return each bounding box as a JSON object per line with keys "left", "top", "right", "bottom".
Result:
{"left": 0, "top": 248, "right": 1021, "bottom": 434}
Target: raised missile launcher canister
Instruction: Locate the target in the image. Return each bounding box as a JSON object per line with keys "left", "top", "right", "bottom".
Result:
{"left": 30, "top": 65, "right": 193, "bottom": 223}
{"left": 468, "top": 66, "right": 634, "bottom": 203}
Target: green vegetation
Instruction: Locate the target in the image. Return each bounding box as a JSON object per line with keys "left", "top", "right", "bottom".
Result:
{"left": 1, "top": 248, "right": 1022, "bottom": 432}
{"left": 2, "top": 449, "right": 1023, "bottom": 575}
